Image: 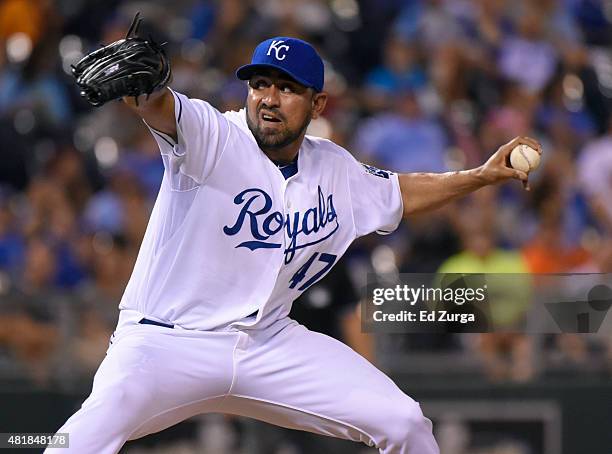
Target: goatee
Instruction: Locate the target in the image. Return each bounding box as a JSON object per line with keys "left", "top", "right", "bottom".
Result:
{"left": 246, "top": 106, "right": 310, "bottom": 151}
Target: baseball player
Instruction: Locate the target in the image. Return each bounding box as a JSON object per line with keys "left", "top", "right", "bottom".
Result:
{"left": 48, "top": 15, "right": 541, "bottom": 454}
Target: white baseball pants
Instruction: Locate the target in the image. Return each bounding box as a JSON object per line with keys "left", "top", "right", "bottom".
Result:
{"left": 46, "top": 315, "right": 439, "bottom": 454}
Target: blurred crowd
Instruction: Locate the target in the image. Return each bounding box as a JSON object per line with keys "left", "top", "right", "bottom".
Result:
{"left": 1, "top": 0, "right": 612, "bottom": 390}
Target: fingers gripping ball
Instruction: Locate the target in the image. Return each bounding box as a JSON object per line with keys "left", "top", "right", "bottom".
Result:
{"left": 509, "top": 144, "right": 540, "bottom": 173}
{"left": 72, "top": 12, "right": 171, "bottom": 107}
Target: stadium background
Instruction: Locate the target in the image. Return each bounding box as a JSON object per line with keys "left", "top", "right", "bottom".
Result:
{"left": 0, "top": 0, "right": 611, "bottom": 453}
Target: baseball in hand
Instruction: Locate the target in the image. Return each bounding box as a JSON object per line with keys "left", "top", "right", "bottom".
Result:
{"left": 509, "top": 144, "right": 540, "bottom": 173}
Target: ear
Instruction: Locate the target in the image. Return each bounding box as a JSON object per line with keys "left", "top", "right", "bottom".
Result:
{"left": 311, "top": 92, "right": 328, "bottom": 120}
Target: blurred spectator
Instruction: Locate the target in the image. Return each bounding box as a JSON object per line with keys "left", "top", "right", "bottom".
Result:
{"left": 521, "top": 169, "right": 597, "bottom": 374}
{"left": 497, "top": 7, "right": 558, "bottom": 93}
{"left": 556, "top": 44, "right": 610, "bottom": 134}
{"left": 84, "top": 165, "right": 151, "bottom": 248}
{"left": 536, "top": 0, "right": 584, "bottom": 47}
{"left": 22, "top": 176, "right": 86, "bottom": 288}
{"left": 577, "top": 117, "right": 612, "bottom": 233}
{"left": 363, "top": 34, "right": 427, "bottom": 111}
{"left": 438, "top": 189, "right": 530, "bottom": 310}
{"left": 71, "top": 234, "right": 128, "bottom": 375}
{"left": 46, "top": 147, "right": 93, "bottom": 213}
{"left": 354, "top": 89, "right": 448, "bottom": 173}
{"left": 522, "top": 172, "right": 591, "bottom": 273}
{"left": 572, "top": 0, "right": 612, "bottom": 46}
{"left": 400, "top": 210, "right": 460, "bottom": 273}
{"left": 0, "top": 0, "right": 50, "bottom": 47}
{"left": 402, "top": 0, "right": 466, "bottom": 50}
{"left": 537, "top": 74, "right": 597, "bottom": 150}
{"left": 479, "top": 83, "right": 539, "bottom": 155}
{"left": 0, "top": 238, "right": 62, "bottom": 384}
{"left": 438, "top": 189, "right": 533, "bottom": 382}
{"left": 0, "top": 38, "right": 73, "bottom": 129}
{"left": 0, "top": 191, "right": 25, "bottom": 278}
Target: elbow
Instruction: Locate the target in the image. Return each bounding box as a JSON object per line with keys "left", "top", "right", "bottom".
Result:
{"left": 402, "top": 198, "right": 443, "bottom": 217}
{"left": 402, "top": 204, "right": 415, "bottom": 218}
{"left": 401, "top": 197, "right": 424, "bottom": 217}
{"left": 398, "top": 174, "right": 425, "bottom": 217}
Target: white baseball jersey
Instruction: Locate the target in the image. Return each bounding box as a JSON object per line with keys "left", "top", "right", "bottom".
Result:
{"left": 50, "top": 89, "right": 439, "bottom": 454}
{"left": 119, "top": 88, "right": 403, "bottom": 331}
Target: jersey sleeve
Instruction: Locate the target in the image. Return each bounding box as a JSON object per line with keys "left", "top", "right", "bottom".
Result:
{"left": 346, "top": 156, "right": 404, "bottom": 237}
{"left": 145, "top": 89, "right": 230, "bottom": 190}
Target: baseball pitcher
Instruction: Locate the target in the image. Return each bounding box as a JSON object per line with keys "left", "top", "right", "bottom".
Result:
{"left": 47, "top": 14, "right": 541, "bottom": 454}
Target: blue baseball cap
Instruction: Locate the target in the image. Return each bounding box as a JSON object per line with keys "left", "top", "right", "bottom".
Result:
{"left": 236, "top": 37, "right": 324, "bottom": 92}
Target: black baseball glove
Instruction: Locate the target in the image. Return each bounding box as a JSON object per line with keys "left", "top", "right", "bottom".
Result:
{"left": 72, "top": 12, "right": 171, "bottom": 107}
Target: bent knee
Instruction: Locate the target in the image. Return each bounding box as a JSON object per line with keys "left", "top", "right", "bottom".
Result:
{"left": 384, "top": 401, "right": 433, "bottom": 447}
{"left": 87, "top": 380, "right": 154, "bottom": 420}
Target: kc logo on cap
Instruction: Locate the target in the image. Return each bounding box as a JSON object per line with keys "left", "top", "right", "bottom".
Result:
{"left": 236, "top": 37, "right": 325, "bottom": 92}
{"left": 267, "top": 40, "right": 290, "bottom": 61}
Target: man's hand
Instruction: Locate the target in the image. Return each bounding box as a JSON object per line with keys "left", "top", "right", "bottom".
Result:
{"left": 399, "top": 136, "right": 544, "bottom": 216}
{"left": 476, "top": 136, "right": 543, "bottom": 191}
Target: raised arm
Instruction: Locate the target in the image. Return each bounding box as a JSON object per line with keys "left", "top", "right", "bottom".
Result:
{"left": 399, "top": 136, "right": 542, "bottom": 216}
{"left": 123, "top": 89, "right": 177, "bottom": 141}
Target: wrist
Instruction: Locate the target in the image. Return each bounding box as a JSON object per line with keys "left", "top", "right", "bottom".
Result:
{"left": 467, "top": 166, "right": 489, "bottom": 187}
{"left": 123, "top": 87, "right": 168, "bottom": 110}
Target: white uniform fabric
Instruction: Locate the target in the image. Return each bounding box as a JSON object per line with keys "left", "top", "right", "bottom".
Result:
{"left": 120, "top": 89, "right": 403, "bottom": 331}
{"left": 46, "top": 89, "right": 439, "bottom": 454}
{"left": 47, "top": 316, "right": 438, "bottom": 454}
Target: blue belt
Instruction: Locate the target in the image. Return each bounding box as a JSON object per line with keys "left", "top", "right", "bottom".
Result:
{"left": 138, "top": 311, "right": 258, "bottom": 330}
{"left": 139, "top": 318, "right": 174, "bottom": 329}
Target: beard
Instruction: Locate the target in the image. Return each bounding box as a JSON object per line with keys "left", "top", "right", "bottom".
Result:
{"left": 246, "top": 105, "right": 311, "bottom": 151}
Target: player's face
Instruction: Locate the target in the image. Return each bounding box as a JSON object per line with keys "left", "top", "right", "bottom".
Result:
{"left": 245, "top": 70, "right": 325, "bottom": 152}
